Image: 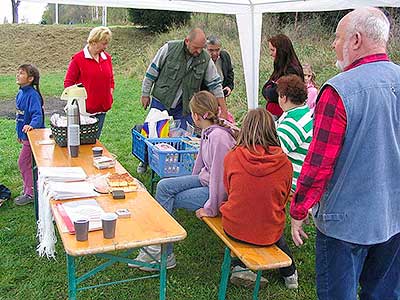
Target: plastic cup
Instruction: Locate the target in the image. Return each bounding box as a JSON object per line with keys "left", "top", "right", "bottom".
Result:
{"left": 92, "top": 146, "right": 103, "bottom": 157}
{"left": 74, "top": 218, "right": 89, "bottom": 241}
{"left": 101, "top": 213, "right": 117, "bottom": 239}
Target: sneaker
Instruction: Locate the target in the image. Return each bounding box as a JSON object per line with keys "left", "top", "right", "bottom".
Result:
{"left": 14, "top": 194, "right": 33, "bottom": 206}
{"left": 136, "top": 162, "right": 147, "bottom": 174}
{"left": 128, "top": 245, "right": 176, "bottom": 271}
{"left": 128, "top": 245, "right": 161, "bottom": 268}
{"left": 139, "top": 253, "right": 176, "bottom": 272}
{"left": 230, "top": 266, "right": 267, "bottom": 288}
{"left": 283, "top": 270, "right": 298, "bottom": 289}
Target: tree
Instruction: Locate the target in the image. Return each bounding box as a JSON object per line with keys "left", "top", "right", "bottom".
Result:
{"left": 128, "top": 9, "right": 191, "bottom": 32}
{"left": 11, "top": 0, "right": 21, "bottom": 23}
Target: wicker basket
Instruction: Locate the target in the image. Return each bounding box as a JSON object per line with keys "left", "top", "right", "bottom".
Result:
{"left": 50, "top": 119, "right": 99, "bottom": 147}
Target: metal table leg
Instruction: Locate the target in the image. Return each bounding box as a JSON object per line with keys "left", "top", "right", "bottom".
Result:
{"left": 66, "top": 254, "right": 77, "bottom": 300}
{"left": 159, "top": 244, "right": 167, "bottom": 300}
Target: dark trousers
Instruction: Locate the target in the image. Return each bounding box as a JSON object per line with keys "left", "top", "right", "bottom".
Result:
{"left": 316, "top": 229, "right": 400, "bottom": 300}
{"left": 226, "top": 231, "right": 296, "bottom": 277}
{"left": 94, "top": 112, "right": 106, "bottom": 139}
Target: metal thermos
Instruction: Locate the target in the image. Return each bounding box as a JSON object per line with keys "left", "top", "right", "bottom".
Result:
{"left": 67, "top": 99, "right": 80, "bottom": 157}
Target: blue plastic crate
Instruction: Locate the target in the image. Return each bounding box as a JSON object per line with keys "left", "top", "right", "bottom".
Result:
{"left": 131, "top": 128, "right": 147, "bottom": 163}
{"left": 145, "top": 138, "right": 199, "bottom": 178}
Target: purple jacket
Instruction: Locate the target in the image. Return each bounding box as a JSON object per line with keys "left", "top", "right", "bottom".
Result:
{"left": 192, "top": 124, "right": 236, "bottom": 216}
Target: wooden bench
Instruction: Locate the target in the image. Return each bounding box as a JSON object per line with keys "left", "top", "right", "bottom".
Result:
{"left": 203, "top": 216, "right": 292, "bottom": 300}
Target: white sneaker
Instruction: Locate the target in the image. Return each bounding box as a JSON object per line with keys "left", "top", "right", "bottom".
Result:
{"left": 230, "top": 266, "right": 267, "bottom": 288}
{"left": 128, "top": 245, "right": 161, "bottom": 268}
{"left": 136, "top": 162, "right": 147, "bottom": 174}
{"left": 128, "top": 245, "right": 176, "bottom": 271}
{"left": 139, "top": 253, "right": 176, "bottom": 272}
{"left": 283, "top": 270, "right": 298, "bottom": 289}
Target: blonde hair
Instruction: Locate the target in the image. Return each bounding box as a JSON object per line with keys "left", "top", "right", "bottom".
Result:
{"left": 236, "top": 108, "right": 280, "bottom": 153}
{"left": 302, "top": 63, "right": 317, "bottom": 88}
{"left": 87, "top": 26, "right": 112, "bottom": 44}
{"left": 189, "top": 91, "right": 220, "bottom": 124}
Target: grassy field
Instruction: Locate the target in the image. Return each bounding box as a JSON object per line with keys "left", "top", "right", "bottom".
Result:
{"left": 1, "top": 12, "right": 399, "bottom": 300}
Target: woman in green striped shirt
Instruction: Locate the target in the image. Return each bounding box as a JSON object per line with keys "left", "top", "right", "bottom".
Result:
{"left": 276, "top": 75, "right": 313, "bottom": 192}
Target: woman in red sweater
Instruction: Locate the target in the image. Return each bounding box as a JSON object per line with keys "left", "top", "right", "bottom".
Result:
{"left": 220, "top": 108, "right": 298, "bottom": 289}
{"left": 64, "top": 26, "right": 115, "bottom": 139}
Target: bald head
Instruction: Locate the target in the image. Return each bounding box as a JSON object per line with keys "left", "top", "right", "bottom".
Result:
{"left": 185, "top": 28, "right": 206, "bottom": 57}
{"left": 187, "top": 28, "right": 206, "bottom": 42}
{"left": 333, "top": 7, "right": 389, "bottom": 70}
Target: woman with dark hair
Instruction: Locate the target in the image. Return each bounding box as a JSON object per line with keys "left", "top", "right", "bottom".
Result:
{"left": 262, "top": 34, "right": 303, "bottom": 118}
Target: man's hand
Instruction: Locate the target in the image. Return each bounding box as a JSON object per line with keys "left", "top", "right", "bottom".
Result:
{"left": 22, "top": 125, "right": 33, "bottom": 133}
{"left": 141, "top": 96, "right": 150, "bottom": 110}
{"left": 223, "top": 87, "right": 232, "bottom": 97}
{"left": 195, "top": 208, "right": 209, "bottom": 219}
{"left": 291, "top": 217, "right": 309, "bottom": 247}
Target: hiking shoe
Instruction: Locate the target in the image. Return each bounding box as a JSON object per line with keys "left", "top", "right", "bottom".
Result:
{"left": 283, "top": 270, "right": 298, "bottom": 289}
{"left": 136, "top": 162, "right": 147, "bottom": 174}
{"left": 14, "top": 194, "right": 33, "bottom": 206}
{"left": 230, "top": 266, "right": 267, "bottom": 288}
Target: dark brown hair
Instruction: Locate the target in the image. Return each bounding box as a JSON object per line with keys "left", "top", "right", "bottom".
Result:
{"left": 236, "top": 108, "right": 280, "bottom": 153}
{"left": 18, "top": 64, "right": 44, "bottom": 107}
{"left": 268, "top": 34, "right": 303, "bottom": 81}
{"left": 276, "top": 74, "right": 308, "bottom": 105}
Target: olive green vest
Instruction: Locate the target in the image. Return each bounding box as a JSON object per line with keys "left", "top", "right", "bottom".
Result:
{"left": 152, "top": 40, "right": 210, "bottom": 116}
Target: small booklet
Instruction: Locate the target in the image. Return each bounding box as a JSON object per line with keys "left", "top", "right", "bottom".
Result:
{"left": 55, "top": 199, "right": 104, "bottom": 234}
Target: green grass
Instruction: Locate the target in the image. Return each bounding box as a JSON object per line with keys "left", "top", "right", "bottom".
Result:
{"left": 0, "top": 73, "right": 317, "bottom": 300}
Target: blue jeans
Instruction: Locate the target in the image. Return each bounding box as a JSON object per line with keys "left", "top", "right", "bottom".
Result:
{"left": 150, "top": 97, "right": 193, "bottom": 130}
{"left": 316, "top": 229, "right": 400, "bottom": 300}
{"left": 155, "top": 175, "right": 209, "bottom": 255}
{"left": 95, "top": 112, "right": 106, "bottom": 139}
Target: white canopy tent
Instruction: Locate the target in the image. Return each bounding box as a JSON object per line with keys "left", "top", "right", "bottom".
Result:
{"left": 31, "top": 0, "right": 400, "bottom": 108}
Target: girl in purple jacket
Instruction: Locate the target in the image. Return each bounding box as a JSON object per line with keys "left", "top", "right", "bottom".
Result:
{"left": 129, "top": 91, "right": 236, "bottom": 271}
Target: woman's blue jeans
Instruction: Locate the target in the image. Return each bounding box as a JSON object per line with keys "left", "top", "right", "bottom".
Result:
{"left": 316, "top": 229, "right": 400, "bottom": 300}
{"left": 155, "top": 175, "right": 209, "bottom": 255}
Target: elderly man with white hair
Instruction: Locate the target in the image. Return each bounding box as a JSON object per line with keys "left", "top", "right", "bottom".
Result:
{"left": 290, "top": 7, "right": 400, "bottom": 299}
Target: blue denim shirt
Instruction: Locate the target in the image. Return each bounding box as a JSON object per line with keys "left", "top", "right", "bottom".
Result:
{"left": 313, "top": 61, "right": 400, "bottom": 245}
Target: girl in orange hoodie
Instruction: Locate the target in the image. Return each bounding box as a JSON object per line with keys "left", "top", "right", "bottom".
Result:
{"left": 220, "top": 108, "right": 298, "bottom": 289}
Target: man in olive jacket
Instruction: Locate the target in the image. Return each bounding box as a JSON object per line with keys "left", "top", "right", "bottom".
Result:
{"left": 141, "top": 28, "right": 227, "bottom": 127}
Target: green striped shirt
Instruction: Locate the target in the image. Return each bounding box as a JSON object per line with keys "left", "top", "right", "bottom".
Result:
{"left": 277, "top": 105, "right": 313, "bottom": 191}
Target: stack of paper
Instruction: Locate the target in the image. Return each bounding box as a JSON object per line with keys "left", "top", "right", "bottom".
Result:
{"left": 55, "top": 199, "right": 104, "bottom": 233}
{"left": 47, "top": 181, "right": 98, "bottom": 200}
{"left": 39, "top": 167, "right": 87, "bottom": 182}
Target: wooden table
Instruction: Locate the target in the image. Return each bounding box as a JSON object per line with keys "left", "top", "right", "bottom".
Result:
{"left": 28, "top": 129, "right": 187, "bottom": 300}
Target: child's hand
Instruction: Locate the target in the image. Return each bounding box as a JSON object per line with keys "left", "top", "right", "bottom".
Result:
{"left": 22, "top": 125, "right": 33, "bottom": 133}
{"left": 195, "top": 208, "right": 209, "bottom": 219}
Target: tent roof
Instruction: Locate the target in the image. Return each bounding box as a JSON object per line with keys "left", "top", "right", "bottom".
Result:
{"left": 30, "top": 0, "right": 400, "bottom": 14}
{"left": 31, "top": 0, "right": 400, "bottom": 109}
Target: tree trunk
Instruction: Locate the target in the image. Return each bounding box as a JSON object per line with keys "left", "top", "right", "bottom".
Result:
{"left": 11, "top": 0, "right": 21, "bottom": 23}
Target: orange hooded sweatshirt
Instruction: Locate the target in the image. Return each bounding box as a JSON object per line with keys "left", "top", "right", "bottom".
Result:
{"left": 220, "top": 145, "right": 292, "bottom": 245}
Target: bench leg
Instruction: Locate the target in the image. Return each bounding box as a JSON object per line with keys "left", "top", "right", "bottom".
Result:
{"left": 218, "top": 247, "right": 231, "bottom": 300}
{"left": 252, "top": 271, "right": 263, "bottom": 300}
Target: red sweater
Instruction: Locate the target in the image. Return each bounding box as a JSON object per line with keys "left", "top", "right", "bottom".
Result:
{"left": 64, "top": 47, "right": 115, "bottom": 114}
{"left": 220, "top": 145, "right": 292, "bottom": 245}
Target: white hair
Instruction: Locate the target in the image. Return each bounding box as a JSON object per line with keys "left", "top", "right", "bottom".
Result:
{"left": 347, "top": 7, "right": 390, "bottom": 46}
